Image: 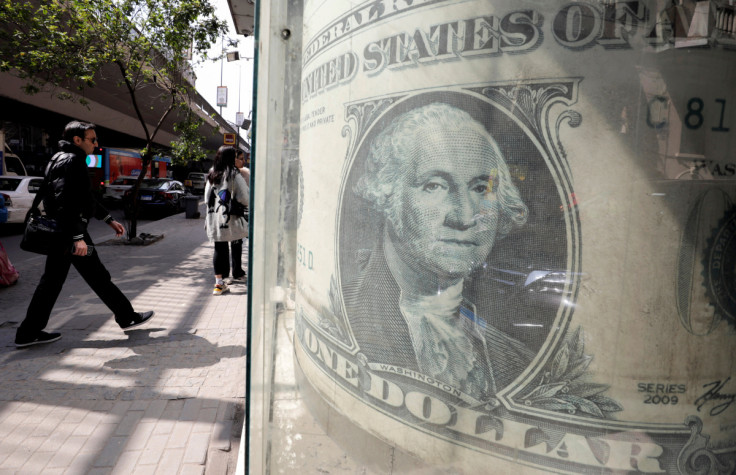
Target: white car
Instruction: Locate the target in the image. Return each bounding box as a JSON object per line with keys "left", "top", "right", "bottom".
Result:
{"left": 1, "top": 152, "right": 27, "bottom": 176}
{"left": 0, "top": 176, "right": 44, "bottom": 224}
{"left": 185, "top": 172, "right": 207, "bottom": 195}
{"left": 104, "top": 175, "right": 138, "bottom": 203}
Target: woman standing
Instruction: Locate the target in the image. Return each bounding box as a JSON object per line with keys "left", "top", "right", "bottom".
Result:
{"left": 228, "top": 149, "right": 251, "bottom": 283}
{"left": 205, "top": 146, "right": 250, "bottom": 295}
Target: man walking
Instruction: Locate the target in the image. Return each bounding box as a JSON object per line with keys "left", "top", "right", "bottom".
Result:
{"left": 15, "top": 121, "right": 154, "bottom": 348}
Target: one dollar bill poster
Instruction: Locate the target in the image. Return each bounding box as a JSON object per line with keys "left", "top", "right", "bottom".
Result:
{"left": 292, "top": 0, "right": 736, "bottom": 472}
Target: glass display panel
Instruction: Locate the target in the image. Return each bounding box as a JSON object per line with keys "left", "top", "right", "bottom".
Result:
{"left": 248, "top": 1, "right": 736, "bottom": 473}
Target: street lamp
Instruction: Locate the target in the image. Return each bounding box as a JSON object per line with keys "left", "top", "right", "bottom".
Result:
{"left": 218, "top": 37, "right": 241, "bottom": 115}
{"left": 226, "top": 51, "right": 252, "bottom": 147}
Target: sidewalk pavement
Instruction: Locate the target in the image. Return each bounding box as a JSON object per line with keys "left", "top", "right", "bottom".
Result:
{"left": 0, "top": 202, "right": 247, "bottom": 474}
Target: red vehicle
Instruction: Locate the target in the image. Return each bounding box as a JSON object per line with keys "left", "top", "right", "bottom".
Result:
{"left": 87, "top": 147, "right": 171, "bottom": 195}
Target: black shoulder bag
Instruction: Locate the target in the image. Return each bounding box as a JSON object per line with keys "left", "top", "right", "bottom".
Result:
{"left": 20, "top": 159, "right": 62, "bottom": 255}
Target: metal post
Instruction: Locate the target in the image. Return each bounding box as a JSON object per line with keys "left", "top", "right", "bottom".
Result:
{"left": 236, "top": 63, "right": 241, "bottom": 148}
{"left": 219, "top": 33, "right": 224, "bottom": 116}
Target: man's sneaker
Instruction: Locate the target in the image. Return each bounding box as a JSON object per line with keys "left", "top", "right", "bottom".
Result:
{"left": 119, "top": 311, "right": 155, "bottom": 331}
{"left": 231, "top": 273, "right": 247, "bottom": 283}
{"left": 15, "top": 331, "right": 62, "bottom": 348}
{"left": 213, "top": 282, "right": 230, "bottom": 295}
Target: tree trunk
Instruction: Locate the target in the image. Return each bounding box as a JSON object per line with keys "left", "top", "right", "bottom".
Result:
{"left": 128, "top": 153, "right": 152, "bottom": 239}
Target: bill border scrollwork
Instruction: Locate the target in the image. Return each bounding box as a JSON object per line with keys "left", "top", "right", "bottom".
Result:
{"left": 677, "top": 416, "right": 736, "bottom": 475}
{"left": 342, "top": 97, "right": 404, "bottom": 162}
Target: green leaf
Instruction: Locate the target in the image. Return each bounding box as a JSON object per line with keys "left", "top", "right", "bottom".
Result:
{"left": 550, "top": 343, "right": 570, "bottom": 380}
{"left": 523, "top": 382, "right": 567, "bottom": 400}
{"left": 560, "top": 395, "right": 604, "bottom": 418}
{"left": 565, "top": 355, "right": 593, "bottom": 381}
{"left": 588, "top": 395, "right": 624, "bottom": 413}
{"left": 570, "top": 326, "right": 585, "bottom": 361}
{"left": 566, "top": 381, "right": 609, "bottom": 398}
{"left": 529, "top": 397, "right": 577, "bottom": 412}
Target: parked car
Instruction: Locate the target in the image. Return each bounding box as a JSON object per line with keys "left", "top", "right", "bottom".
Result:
{"left": 0, "top": 193, "right": 7, "bottom": 224}
{"left": 123, "top": 178, "right": 187, "bottom": 217}
{"left": 103, "top": 175, "right": 138, "bottom": 204}
{"left": 1, "top": 152, "right": 27, "bottom": 176}
{"left": 0, "top": 176, "right": 44, "bottom": 224}
{"left": 185, "top": 172, "right": 207, "bottom": 195}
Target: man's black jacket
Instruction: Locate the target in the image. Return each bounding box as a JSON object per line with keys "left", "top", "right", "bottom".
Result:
{"left": 43, "top": 140, "right": 112, "bottom": 242}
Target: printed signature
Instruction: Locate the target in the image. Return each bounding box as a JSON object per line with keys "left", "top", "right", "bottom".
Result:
{"left": 695, "top": 377, "right": 735, "bottom": 416}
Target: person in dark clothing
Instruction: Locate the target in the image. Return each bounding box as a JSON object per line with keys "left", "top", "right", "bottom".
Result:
{"left": 15, "top": 121, "right": 154, "bottom": 348}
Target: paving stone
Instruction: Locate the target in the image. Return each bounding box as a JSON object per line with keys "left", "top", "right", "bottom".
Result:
{"left": 0, "top": 441, "right": 14, "bottom": 467}
{"left": 142, "top": 399, "right": 167, "bottom": 420}
{"left": 38, "top": 425, "right": 74, "bottom": 453}
{"left": 17, "top": 435, "right": 48, "bottom": 453}
{"left": 126, "top": 421, "right": 155, "bottom": 452}
{"left": 128, "top": 400, "right": 148, "bottom": 411}
{"left": 38, "top": 469, "right": 64, "bottom": 475}
{"left": 0, "top": 411, "right": 30, "bottom": 438}
{"left": 2, "top": 445, "right": 34, "bottom": 470}
{"left": 121, "top": 390, "right": 137, "bottom": 400}
{"left": 137, "top": 434, "right": 170, "bottom": 466}
{"left": 209, "top": 420, "right": 233, "bottom": 452}
{"left": 19, "top": 449, "right": 54, "bottom": 473}
{"left": 114, "top": 411, "right": 144, "bottom": 437}
{"left": 153, "top": 419, "right": 175, "bottom": 436}
{"left": 46, "top": 435, "right": 86, "bottom": 469}
{"left": 72, "top": 412, "right": 105, "bottom": 437}
{"left": 87, "top": 468, "right": 113, "bottom": 475}
{"left": 180, "top": 463, "right": 206, "bottom": 475}
{"left": 16, "top": 402, "right": 40, "bottom": 413}
{"left": 183, "top": 432, "right": 211, "bottom": 465}
{"left": 131, "top": 464, "right": 158, "bottom": 475}
{"left": 166, "top": 421, "right": 193, "bottom": 449}
{"left": 177, "top": 387, "right": 199, "bottom": 399}
{"left": 158, "top": 448, "right": 185, "bottom": 473}
{"left": 62, "top": 407, "right": 88, "bottom": 424}
{"left": 110, "top": 401, "right": 133, "bottom": 417}
{"left": 79, "top": 423, "right": 116, "bottom": 456}
{"left": 161, "top": 399, "right": 185, "bottom": 419}
{"left": 181, "top": 399, "right": 203, "bottom": 421}
{"left": 110, "top": 450, "right": 142, "bottom": 475}
{"left": 216, "top": 401, "right": 236, "bottom": 422}
{"left": 93, "top": 436, "right": 127, "bottom": 467}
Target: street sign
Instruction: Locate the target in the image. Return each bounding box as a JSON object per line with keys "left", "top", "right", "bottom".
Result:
{"left": 224, "top": 133, "right": 236, "bottom": 145}
{"left": 217, "top": 86, "right": 228, "bottom": 107}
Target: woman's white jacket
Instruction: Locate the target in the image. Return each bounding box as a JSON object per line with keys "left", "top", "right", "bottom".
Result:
{"left": 204, "top": 169, "right": 250, "bottom": 243}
